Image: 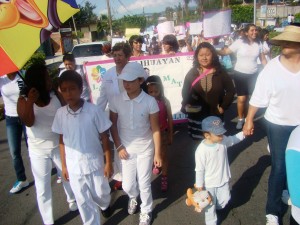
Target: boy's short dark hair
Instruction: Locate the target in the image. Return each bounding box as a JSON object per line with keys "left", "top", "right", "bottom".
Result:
{"left": 59, "top": 70, "right": 83, "bottom": 89}
{"left": 63, "top": 53, "right": 75, "bottom": 62}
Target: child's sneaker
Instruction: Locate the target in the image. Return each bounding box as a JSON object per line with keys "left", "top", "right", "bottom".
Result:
{"left": 57, "top": 176, "right": 62, "bottom": 184}
{"left": 266, "top": 214, "right": 279, "bottom": 225}
{"left": 128, "top": 197, "right": 138, "bottom": 215}
{"left": 236, "top": 118, "right": 245, "bottom": 130}
{"left": 139, "top": 212, "right": 152, "bottom": 225}
{"left": 161, "top": 176, "right": 168, "bottom": 192}
{"left": 69, "top": 202, "right": 78, "bottom": 211}
{"left": 9, "top": 180, "right": 29, "bottom": 194}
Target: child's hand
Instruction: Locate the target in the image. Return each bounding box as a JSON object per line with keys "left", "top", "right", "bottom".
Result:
{"left": 194, "top": 184, "right": 203, "bottom": 192}
{"left": 154, "top": 154, "right": 162, "bottom": 168}
{"left": 28, "top": 88, "right": 39, "bottom": 103}
{"left": 62, "top": 166, "right": 69, "bottom": 182}
{"left": 118, "top": 147, "right": 129, "bottom": 160}
{"left": 243, "top": 120, "right": 254, "bottom": 136}
{"left": 104, "top": 163, "right": 114, "bottom": 178}
{"left": 217, "top": 105, "right": 224, "bottom": 114}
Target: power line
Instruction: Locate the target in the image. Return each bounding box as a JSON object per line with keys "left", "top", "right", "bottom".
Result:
{"left": 117, "top": 0, "right": 133, "bottom": 15}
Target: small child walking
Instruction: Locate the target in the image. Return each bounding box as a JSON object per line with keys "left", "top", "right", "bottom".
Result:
{"left": 146, "top": 75, "right": 173, "bottom": 192}
{"left": 52, "top": 71, "right": 113, "bottom": 225}
{"left": 194, "top": 116, "right": 245, "bottom": 225}
{"left": 109, "top": 62, "right": 162, "bottom": 225}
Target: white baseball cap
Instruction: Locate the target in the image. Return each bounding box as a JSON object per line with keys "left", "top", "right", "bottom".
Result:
{"left": 118, "top": 62, "right": 147, "bottom": 81}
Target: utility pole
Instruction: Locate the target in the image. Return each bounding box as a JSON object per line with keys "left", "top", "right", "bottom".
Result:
{"left": 72, "top": 16, "right": 80, "bottom": 44}
{"left": 254, "top": 0, "right": 257, "bottom": 25}
{"left": 106, "top": 0, "right": 113, "bottom": 37}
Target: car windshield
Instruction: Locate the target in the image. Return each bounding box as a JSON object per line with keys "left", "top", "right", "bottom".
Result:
{"left": 72, "top": 44, "right": 103, "bottom": 57}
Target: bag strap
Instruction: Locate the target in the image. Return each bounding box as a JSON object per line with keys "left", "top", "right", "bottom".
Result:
{"left": 191, "top": 69, "right": 213, "bottom": 89}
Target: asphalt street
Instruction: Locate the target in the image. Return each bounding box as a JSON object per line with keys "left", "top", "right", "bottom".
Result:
{"left": 0, "top": 101, "right": 291, "bottom": 225}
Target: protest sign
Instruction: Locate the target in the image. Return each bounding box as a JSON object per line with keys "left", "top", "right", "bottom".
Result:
{"left": 84, "top": 53, "right": 194, "bottom": 122}
{"left": 175, "top": 25, "right": 186, "bottom": 35}
{"left": 189, "top": 22, "right": 202, "bottom": 35}
{"left": 157, "top": 21, "right": 175, "bottom": 41}
{"left": 203, "top": 9, "right": 231, "bottom": 38}
{"left": 125, "top": 28, "right": 141, "bottom": 40}
{"left": 111, "top": 37, "right": 126, "bottom": 47}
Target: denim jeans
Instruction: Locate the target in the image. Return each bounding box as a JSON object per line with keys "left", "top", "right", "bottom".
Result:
{"left": 265, "top": 120, "right": 296, "bottom": 216}
{"left": 5, "top": 116, "right": 27, "bottom": 181}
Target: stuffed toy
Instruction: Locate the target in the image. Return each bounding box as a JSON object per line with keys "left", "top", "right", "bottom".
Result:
{"left": 186, "top": 188, "right": 212, "bottom": 212}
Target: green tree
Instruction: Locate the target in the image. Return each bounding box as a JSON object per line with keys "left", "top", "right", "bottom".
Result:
{"left": 65, "top": 1, "right": 98, "bottom": 26}
{"left": 165, "top": 7, "right": 175, "bottom": 21}
{"left": 184, "top": 0, "right": 190, "bottom": 17}
{"left": 230, "top": 4, "right": 253, "bottom": 24}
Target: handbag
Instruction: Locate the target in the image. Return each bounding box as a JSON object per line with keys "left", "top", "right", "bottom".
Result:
{"left": 185, "top": 69, "right": 213, "bottom": 113}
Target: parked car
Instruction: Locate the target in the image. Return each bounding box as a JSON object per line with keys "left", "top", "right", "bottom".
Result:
{"left": 59, "top": 41, "right": 110, "bottom": 68}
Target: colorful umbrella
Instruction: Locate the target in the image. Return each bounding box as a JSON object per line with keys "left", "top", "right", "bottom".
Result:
{"left": 0, "top": 0, "right": 79, "bottom": 76}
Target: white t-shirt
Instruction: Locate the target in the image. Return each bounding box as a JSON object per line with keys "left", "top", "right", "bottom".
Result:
{"left": 250, "top": 56, "right": 300, "bottom": 126}
{"left": 0, "top": 75, "right": 23, "bottom": 117}
{"left": 229, "top": 39, "right": 262, "bottom": 74}
{"left": 109, "top": 90, "right": 159, "bottom": 155}
{"left": 26, "top": 92, "right": 61, "bottom": 155}
{"left": 52, "top": 102, "right": 112, "bottom": 175}
{"left": 97, "top": 66, "right": 122, "bottom": 111}
{"left": 195, "top": 132, "right": 244, "bottom": 188}
{"left": 59, "top": 66, "right": 91, "bottom": 101}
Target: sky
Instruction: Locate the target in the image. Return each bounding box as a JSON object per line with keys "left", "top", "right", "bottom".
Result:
{"left": 77, "top": 0, "right": 196, "bottom": 19}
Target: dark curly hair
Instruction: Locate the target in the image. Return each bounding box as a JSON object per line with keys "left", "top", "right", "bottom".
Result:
{"left": 162, "top": 34, "right": 179, "bottom": 52}
{"left": 112, "top": 42, "right": 132, "bottom": 59}
{"left": 242, "top": 23, "right": 259, "bottom": 44}
{"left": 129, "top": 35, "right": 144, "bottom": 47}
{"left": 193, "top": 42, "right": 222, "bottom": 70}
{"left": 25, "top": 64, "right": 51, "bottom": 105}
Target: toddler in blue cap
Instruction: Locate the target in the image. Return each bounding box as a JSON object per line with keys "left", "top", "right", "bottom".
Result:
{"left": 194, "top": 116, "right": 245, "bottom": 225}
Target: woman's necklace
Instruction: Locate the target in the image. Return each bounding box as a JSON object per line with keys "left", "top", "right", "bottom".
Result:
{"left": 67, "top": 101, "right": 84, "bottom": 117}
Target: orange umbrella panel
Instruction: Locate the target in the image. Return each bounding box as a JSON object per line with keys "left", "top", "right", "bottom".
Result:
{"left": 0, "top": 0, "right": 79, "bottom": 76}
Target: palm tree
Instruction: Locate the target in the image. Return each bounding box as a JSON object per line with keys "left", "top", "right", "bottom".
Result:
{"left": 184, "top": 0, "right": 190, "bottom": 16}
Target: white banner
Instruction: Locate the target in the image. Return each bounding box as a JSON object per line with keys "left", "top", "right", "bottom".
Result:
{"left": 203, "top": 9, "right": 231, "bottom": 38}
{"left": 189, "top": 22, "right": 203, "bottom": 35}
{"left": 84, "top": 53, "right": 194, "bottom": 122}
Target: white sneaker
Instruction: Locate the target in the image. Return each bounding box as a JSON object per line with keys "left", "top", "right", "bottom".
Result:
{"left": 69, "top": 202, "right": 78, "bottom": 211}
{"left": 9, "top": 180, "right": 29, "bottom": 194}
{"left": 266, "top": 214, "right": 279, "bottom": 225}
{"left": 139, "top": 212, "right": 152, "bottom": 225}
{"left": 281, "top": 189, "right": 292, "bottom": 205}
{"left": 56, "top": 176, "right": 62, "bottom": 184}
{"left": 128, "top": 197, "right": 138, "bottom": 215}
{"left": 236, "top": 118, "right": 245, "bottom": 130}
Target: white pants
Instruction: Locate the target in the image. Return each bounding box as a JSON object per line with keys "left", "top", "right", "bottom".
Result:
{"left": 205, "top": 182, "right": 231, "bottom": 225}
{"left": 112, "top": 146, "right": 122, "bottom": 181}
{"left": 122, "top": 152, "right": 154, "bottom": 213}
{"left": 29, "top": 149, "right": 76, "bottom": 225}
{"left": 69, "top": 170, "right": 111, "bottom": 225}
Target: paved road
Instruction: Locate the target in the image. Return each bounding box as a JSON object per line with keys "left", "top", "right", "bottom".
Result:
{"left": 0, "top": 102, "right": 291, "bottom": 225}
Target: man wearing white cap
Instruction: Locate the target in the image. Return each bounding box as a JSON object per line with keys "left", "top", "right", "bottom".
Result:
{"left": 109, "top": 62, "right": 162, "bottom": 225}
{"left": 243, "top": 25, "right": 300, "bottom": 225}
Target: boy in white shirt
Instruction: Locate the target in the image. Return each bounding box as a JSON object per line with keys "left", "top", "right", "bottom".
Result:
{"left": 52, "top": 71, "right": 113, "bottom": 225}
{"left": 195, "top": 116, "right": 245, "bottom": 225}
{"left": 109, "top": 62, "right": 162, "bottom": 225}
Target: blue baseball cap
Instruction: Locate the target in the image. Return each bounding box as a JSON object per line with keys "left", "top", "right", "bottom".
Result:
{"left": 202, "top": 116, "right": 226, "bottom": 135}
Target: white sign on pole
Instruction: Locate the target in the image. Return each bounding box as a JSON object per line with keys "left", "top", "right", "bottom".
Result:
{"left": 203, "top": 9, "right": 231, "bottom": 38}
{"left": 189, "top": 22, "right": 203, "bottom": 35}
{"left": 157, "top": 21, "right": 175, "bottom": 41}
